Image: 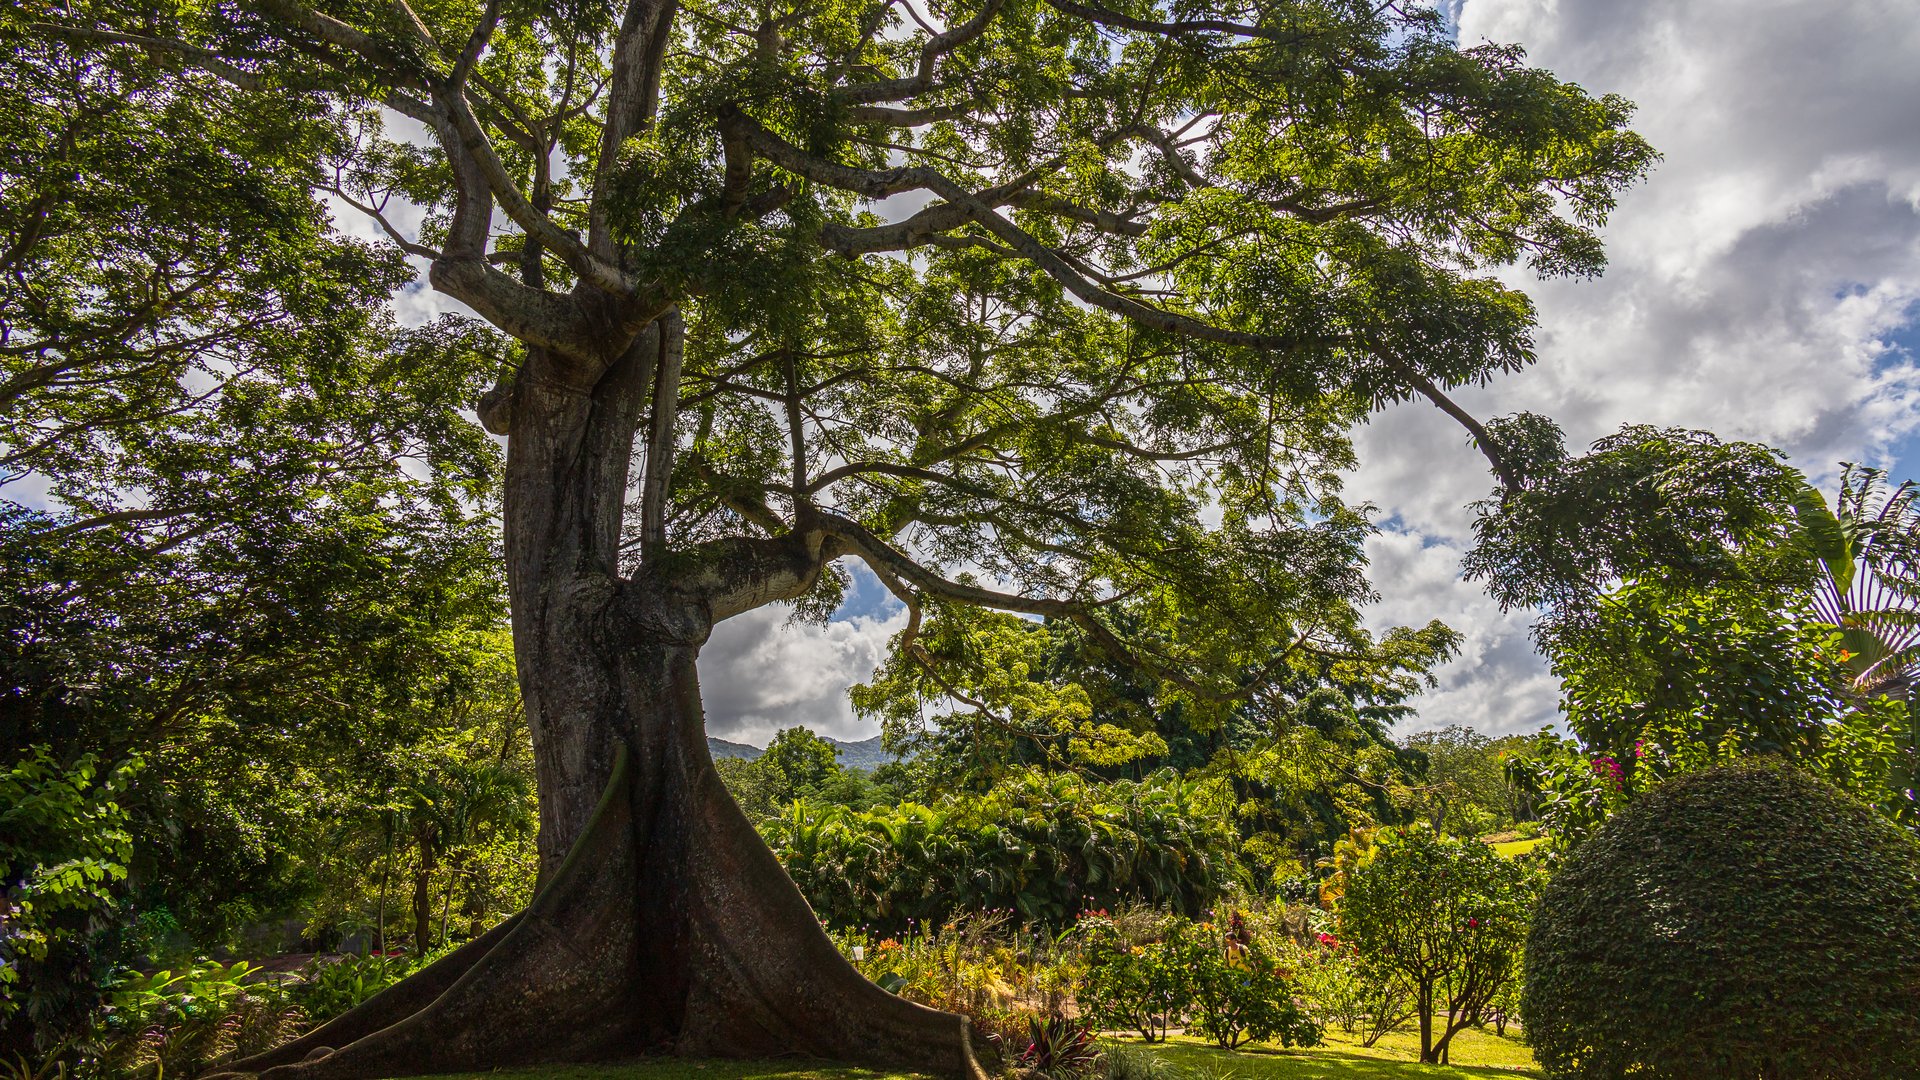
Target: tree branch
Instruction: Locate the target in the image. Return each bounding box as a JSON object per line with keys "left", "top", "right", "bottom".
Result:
{"left": 1039, "top": 0, "right": 1312, "bottom": 44}
{"left": 590, "top": 0, "right": 678, "bottom": 259}
{"left": 639, "top": 309, "right": 686, "bottom": 557}
{"left": 835, "top": 0, "right": 1008, "bottom": 105}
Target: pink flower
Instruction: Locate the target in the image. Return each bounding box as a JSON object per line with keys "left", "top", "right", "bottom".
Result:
{"left": 1592, "top": 756, "right": 1625, "bottom": 789}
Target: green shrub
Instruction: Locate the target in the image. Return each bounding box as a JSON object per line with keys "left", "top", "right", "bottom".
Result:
{"left": 1073, "top": 911, "right": 1320, "bottom": 1051}
{"left": 764, "top": 769, "right": 1236, "bottom": 931}
{"left": 295, "top": 952, "right": 413, "bottom": 1023}
{"left": 0, "top": 748, "right": 139, "bottom": 1052}
{"left": 1524, "top": 762, "right": 1920, "bottom": 1079}
{"left": 1074, "top": 914, "right": 1194, "bottom": 1042}
{"left": 1184, "top": 927, "right": 1319, "bottom": 1051}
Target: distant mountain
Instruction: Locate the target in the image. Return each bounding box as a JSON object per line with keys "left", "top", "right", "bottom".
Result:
{"left": 706, "top": 736, "right": 763, "bottom": 761}
{"left": 828, "top": 735, "right": 894, "bottom": 769}
{"left": 705, "top": 731, "right": 900, "bottom": 770}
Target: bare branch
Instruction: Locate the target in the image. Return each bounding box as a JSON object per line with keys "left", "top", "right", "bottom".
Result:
{"left": 1377, "top": 352, "right": 1523, "bottom": 496}
{"left": 321, "top": 184, "right": 442, "bottom": 259}
{"left": 845, "top": 102, "right": 981, "bottom": 126}
{"left": 1006, "top": 191, "right": 1149, "bottom": 236}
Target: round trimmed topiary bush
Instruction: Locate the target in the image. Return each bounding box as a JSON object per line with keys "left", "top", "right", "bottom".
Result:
{"left": 1523, "top": 761, "right": 1920, "bottom": 1079}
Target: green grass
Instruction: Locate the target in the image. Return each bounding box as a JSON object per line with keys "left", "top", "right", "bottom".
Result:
{"left": 416, "top": 1027, "right": 1539, "bottom": 1080}
{"left": 1143, "top": 1031, "right": 1539, "bottom": 1079}
{"left": 1488, "top": 837, "right": 1547, "bottom": 859}
{"left": 426, "top": 1061, "right": 926, "bottom": 1080}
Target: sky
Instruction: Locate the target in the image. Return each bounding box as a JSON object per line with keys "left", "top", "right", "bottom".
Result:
{"left": 698, "top": 0, "right": 1920, "bottom": 745}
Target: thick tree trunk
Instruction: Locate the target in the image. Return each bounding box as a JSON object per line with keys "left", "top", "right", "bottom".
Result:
{"left": 410, "top": 846, "right": 434, "bottom": 954}
{"left": 221, "top": 331, "right": 987, "bottom": 1080}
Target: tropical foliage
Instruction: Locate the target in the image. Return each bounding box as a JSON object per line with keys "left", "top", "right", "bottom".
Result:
{"left": 0, "top": 750, "right": 138, "bottom": 1047}
{"left": 1472, "top": 427, "right": 1920, "bottom": 832}
{"left": 765, "top": 769, "right": 1235, "bottom": 931}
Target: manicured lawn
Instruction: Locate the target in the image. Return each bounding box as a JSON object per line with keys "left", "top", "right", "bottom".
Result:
{"left": 1488, "top": 837, "right": 1548, "bottom": 859}
{"left": 419, "top": 1027, "right": 1540, "bottom": 1080}
{"left": 1143, "top": 1031, "right": 1540, "bottom": 1078}
{"left": 427, "top": 1062, "right": 926, "bottom": 1080}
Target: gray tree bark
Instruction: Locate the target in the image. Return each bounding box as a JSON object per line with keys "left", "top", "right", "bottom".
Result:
{"left": 222, "top": 326, "right": 988, "bottom": 1080}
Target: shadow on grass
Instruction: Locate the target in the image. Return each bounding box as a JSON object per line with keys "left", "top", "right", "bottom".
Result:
{"left": 429, "top": 1058, "right": 934, "bottom": 1080}
{"left": 417, "top": 1033, "right": 1541, "bottom": 1080}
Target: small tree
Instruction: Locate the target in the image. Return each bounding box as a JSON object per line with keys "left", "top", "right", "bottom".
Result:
{"left": 1336, "top": 828, "right": 1531, "bottom": 1064}
{"left": 1403, "top": 725, "right": 1508, "bottom": 835}
{"left": 759, "top": 727, "right": 845, "bottom": 803}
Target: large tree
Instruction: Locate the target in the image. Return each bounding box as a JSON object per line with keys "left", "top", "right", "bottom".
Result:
{"left": 13, "top": 1, "right": 1652, "bottom": 1076}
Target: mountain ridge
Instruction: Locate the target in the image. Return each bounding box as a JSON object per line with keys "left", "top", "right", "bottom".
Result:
{"left": 705, "top": 732, "right": 896, "bottom": 770}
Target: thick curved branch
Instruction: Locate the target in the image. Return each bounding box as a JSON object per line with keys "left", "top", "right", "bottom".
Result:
{"left": 590, "top": 0, "right": 677, "bottom": 258}
{"left": 439, "top": 92, "right": 634, "bottom": 295}
{"left": 835, "top": 0, "right": 1008, "bottom": 105}
{"left": 640, "top": 309, "right": 687, "bottom": 557}
{"left": 446, "top": 0, "right": 501, "bottom": 91}
{"left": 1378, "top": 354, "right": 1522, "bottom": 496}
{"left": 680, "top": 524, "right": 836, "bottom": 622}
{"left": 427, "top": 256, "right": 612, "bottom": 358}
{"left": 1039, "top": 0, "right": 1311, "bottom": 44}
{"left": 819, "top": 512, "right": 1311, "bottom": 705}
{"left": 820, "top": 510, "right": 1082, "bottom": 620}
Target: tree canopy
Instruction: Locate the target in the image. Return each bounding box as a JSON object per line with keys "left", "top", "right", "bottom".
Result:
{"left": 13, "top": 0, "right": 1656, "bottom": 709}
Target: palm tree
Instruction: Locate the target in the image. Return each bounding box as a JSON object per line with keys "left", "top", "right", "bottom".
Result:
{"left": 1793, "top": 465, "right": 1920, "bottom": 820}
{"left": 1793, "top": 465, "right": 1920, "bottom": 699}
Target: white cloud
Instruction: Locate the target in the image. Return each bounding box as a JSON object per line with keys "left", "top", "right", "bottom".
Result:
{"left": 1354, "top": 0, "right": 1920, "bottom": 735}
{"left": 1362, "top": 531, "right": 1561, "bottom": 737}
{"left": 697, "top": 601, "right": 908, "bottom": 745}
